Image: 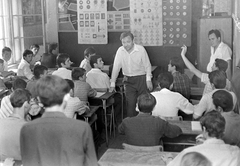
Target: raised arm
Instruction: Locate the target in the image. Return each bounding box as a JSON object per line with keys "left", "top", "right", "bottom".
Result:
{"left": 181, "top": 45, "right": 202, "bottom": 79}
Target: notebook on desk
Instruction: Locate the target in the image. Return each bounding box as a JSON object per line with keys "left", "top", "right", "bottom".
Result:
{"left": 191, "top": 121, "right": 202, "bottom": 131}
{"left": 96, "top": 92, "right": 105, "bottom": 98}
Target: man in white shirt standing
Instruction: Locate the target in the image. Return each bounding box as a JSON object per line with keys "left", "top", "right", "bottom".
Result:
{"left": 207, "top": 29, "right": 232, "bottom": 79}
{"left": 110, "top": 32, "right": 153, "bottom": 117}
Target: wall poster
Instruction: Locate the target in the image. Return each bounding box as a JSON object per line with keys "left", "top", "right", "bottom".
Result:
{"left": 77, "top": 0, "right": 108, "bottom": 44}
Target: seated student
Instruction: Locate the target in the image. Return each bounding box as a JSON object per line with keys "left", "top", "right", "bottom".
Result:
{"left": 212, "top": 90, "right": 240, "bottom": 147}
{"left": 29, "top": 44, "right": 40, "bottom": 70}
{"left": 193, "top": 70, "right": 237, "bottom": 119}
{"left": 167, "top": 111, "right": 240, "bottom": 166}
{"left": 26, "top": 65, "right": 48, "bottom": 97}
{"left": 168, "top": 56, "right": 191, "bottom": 99}
{"left": 17, "top": 49, "right": 34, "bottom": 80}
{"left": 86, "top": 55, "right": 110, "bottom": 92}
{"left": 64, "top": 79, "right": 89, "bottom": 118}
{"left": 0, "top": 59, "right": 15, "bottom": 78}
{"left": 180, "top": 152, "right": 212, "bottom": 166}
{"left": 52, "top": 53, "right": 73, "bottom": 80}
{"left": 181, "top": 45, "right": 231, "bottom": 95}
{"left": 119, "top": 93, "right": 182, "bottom": 146}
{"left": 40, "top": 43, "right": 58, "bottom": 68}
{"left": 20, "top": 75, "right": 97, "bottom": 166}
{"left": 1, "top": 46, "right": 12, "bottom": 71}
{"left": 79, "top": 47, "right": 96, "bottom": 73}
{"left": 0, "top": 89, "right": 31, "bottom": 161}
{"left": 72, "top": 67, "right": 96, "bottom": 103}
{"left": 151, "top": 72, "right": 194, "bottom": 118}
{"left": 0, "top": 78, "right": 27, "bottom": 119}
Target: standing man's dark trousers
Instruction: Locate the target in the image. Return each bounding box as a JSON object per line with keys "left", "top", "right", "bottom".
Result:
{"left": 124, "top": 75, "right": 148, "bottom": 117}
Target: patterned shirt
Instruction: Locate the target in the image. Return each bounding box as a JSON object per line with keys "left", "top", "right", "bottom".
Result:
{"left": 73, "top": 80, "right": 96, "bottom": 102}
{"left": 172, "top": 71, "right": 190, "bottom": 99}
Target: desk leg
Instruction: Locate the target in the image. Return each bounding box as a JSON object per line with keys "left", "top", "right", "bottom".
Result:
{"left": 102, "top": 99, "right": 109, "bottom": 147}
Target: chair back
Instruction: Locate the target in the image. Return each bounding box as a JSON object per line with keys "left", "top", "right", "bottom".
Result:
{"left": 122, "top": 143, "right": 163, "bottom": 152}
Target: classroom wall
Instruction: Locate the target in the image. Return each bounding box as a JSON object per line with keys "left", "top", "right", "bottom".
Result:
{"left": 58, "top": 0, "right": 202, "bottom": 70}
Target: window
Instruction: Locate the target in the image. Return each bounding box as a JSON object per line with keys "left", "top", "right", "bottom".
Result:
{"left": 0, "top": 0, "right": 46, "bottom": 65}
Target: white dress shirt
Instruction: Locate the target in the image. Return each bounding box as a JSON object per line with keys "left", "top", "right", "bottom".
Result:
{"left": 52, "top": 67, "right": 72, "bottom": 80}
{"left": 207, "top": 42, "right": 232, "bottom": 72}
{"left": 86, "top": 68, "right": 110, "bottom": 89}
{"left": 110, "top": 44, "right": 152, "bottom": 87}
{"left": 168, "top": 138, "right": 240, "bottom": 166}
{"left": 151, "top": 88, "right": 194, "bottom": 117}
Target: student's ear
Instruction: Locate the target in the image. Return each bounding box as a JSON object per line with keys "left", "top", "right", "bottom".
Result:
{"left": 211, "top": 83, "right": 215, "bottom": 90}
{"left": 93, "top": 63, "right": 97, "bottom": 68}
{"left": 169, "top": 83, "right": 173, "bottom": 90}
{"left": 60, "top": 62, "right": 64, "bottom": 67}
{"left": 217, "top": 106, "right": 223, "bottom": 113}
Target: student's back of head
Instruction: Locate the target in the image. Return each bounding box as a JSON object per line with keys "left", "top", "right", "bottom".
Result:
{"left": 33, "top": 65, "right": 48, "bottom": 79}
{"left": 157, "top": 72, "right": 173, "bottom": 89}
{"left": 200, "top": 110, "right": 225, "bottom": 139}
{"left": 12, "top": 78, "right": 27, "bottom": 90}
{"left": 180, "top": 152, "right": 212, "bottom": 166}
{"left": 10, "top": 89, "right": 31, "bottom": 108}
{"left": 137, "top": 92, "right": 156, "bottom": 113}
{"left": 35, "top": 75, "right": 70, "bottom": 107}
{"left": 215, "top": 59, "right": 228, "bottom": 72}
{"left": 48, "top": 43, "right": 58, "bottom": 54}
{"left": 72, "top": 67, "right": 86, "bottom": 80}
{"left": 212, "top": 90, "right": 233, "bottom": 112}
{"left": 84, "top": 47, "right": 96, "bottom": 58}
{"left": 208, "top": 70, "right": 226, "bottom": 89}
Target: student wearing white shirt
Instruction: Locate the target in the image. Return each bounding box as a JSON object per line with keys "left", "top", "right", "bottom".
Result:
{"left": 52, "top": 53, "right": 73, "bottom": 80}
{"left": 110, "top": 31, "right": 153, "bottom": 117}
{"left": 17, "top": 49, "right": 34, "bottom": 80}
{"left": 168, "top": 111, "right": 240, "bottom": 166}
{"left": 79, "top": 47, "right": 96, "bottom": 73}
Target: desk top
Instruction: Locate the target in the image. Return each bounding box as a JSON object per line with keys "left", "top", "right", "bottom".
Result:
{"left": 98, "top": 148, "right": 178, "bottom": 166}
{"left": 169, "top": 121, "right": 202, "bottom": 135}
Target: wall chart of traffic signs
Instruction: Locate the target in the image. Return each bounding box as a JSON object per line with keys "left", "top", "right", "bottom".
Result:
{"left": 77, "top": 0, "right": 108, "bottom": 44}
{"left": 130, "top": 0, "right": 163, "bottom": 46}
{"left": 162, "top": 0, "right": 192, "bottom": 46}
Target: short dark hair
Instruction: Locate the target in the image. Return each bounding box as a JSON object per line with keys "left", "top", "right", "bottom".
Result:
{"left": 137, "top": 93, "right": 156, "bottom": 113}
{"left": 208, "top": 29, "right": 221, "bottom": 40}
{"left": 30, "top": 44, "right": 40, "bottom": 50}
{"left": 180, "top": 152, "right": 212, "bottom": 166}
{"left": 2, "top": 47, "right": 11, "bottom": 54}
{"left": 157, "top": 72, "right": 173, "bottom": 89}
{"left": 212, "top": 90, "right": 233, "bottom": 112}
{"left": 48, "top": 43, "right": 58, "bottom": 54}
{"left": 23, "top": 49, "right": 33, "bottom": 57}
{"left": 71, "top": 67, "right": 86, "bottom": 80}
{"left": 35, "top": 75, "right": 70, "bottom": 107}
{"left": 208, "top": 70, "right": 226, "bottom": 89}
{"left": 56, "top": 53, "right": 69, "bottom": 67}
{"left": 215, "top": 59, "right": 228, "bottom": 72}
{"left": 169, "top": 57, "right": 184, "bottom": 73}
{"left": 120, "top": 31, "right": 134, "bottom": 41}
{"left": 12, "top": 78, "right": 27, "bottom": 90}
{"left": 10, "top": 89, "right": 31, "bottom": 108}
{"left": 200, "top": 110, "right": 225, "bottom": 139}
{"left": 84, "top": 47, "right": 96, "bottom": 58}
{"left": 90, "top": 55, "right": 101, "bottom": 68}
{"left": 33, "top": 65, "right": 48, "bottom": 79}
{"left": 65, "top": 79, "right": 74, "bottom": 91}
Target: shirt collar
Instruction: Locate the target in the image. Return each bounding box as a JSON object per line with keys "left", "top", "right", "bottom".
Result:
{"left": 121, "top": 44, "right": 139, "bottom": 54}
{"left": 42, "top": 112, "right": 66, "bottom": 118}
{"left": 137, "top": 112, "right": 152, "bottom": 117}
{"left": 90, "top": 68, "right": 102, "bottom": 72}
{"left": 203, "top": 138, "right": 225, "bottom": 144}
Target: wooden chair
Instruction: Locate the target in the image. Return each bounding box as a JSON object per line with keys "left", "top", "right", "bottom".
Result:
{"left": 122, "top": 143, "right": 163, "bottom": 152}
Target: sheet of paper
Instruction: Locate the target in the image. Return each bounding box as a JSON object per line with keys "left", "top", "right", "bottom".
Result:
{"left": 191, "top": 121, "right": 202, "bottom": 131}
{"left": 96, "top": 92, "right": 105, "bottom": 98}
